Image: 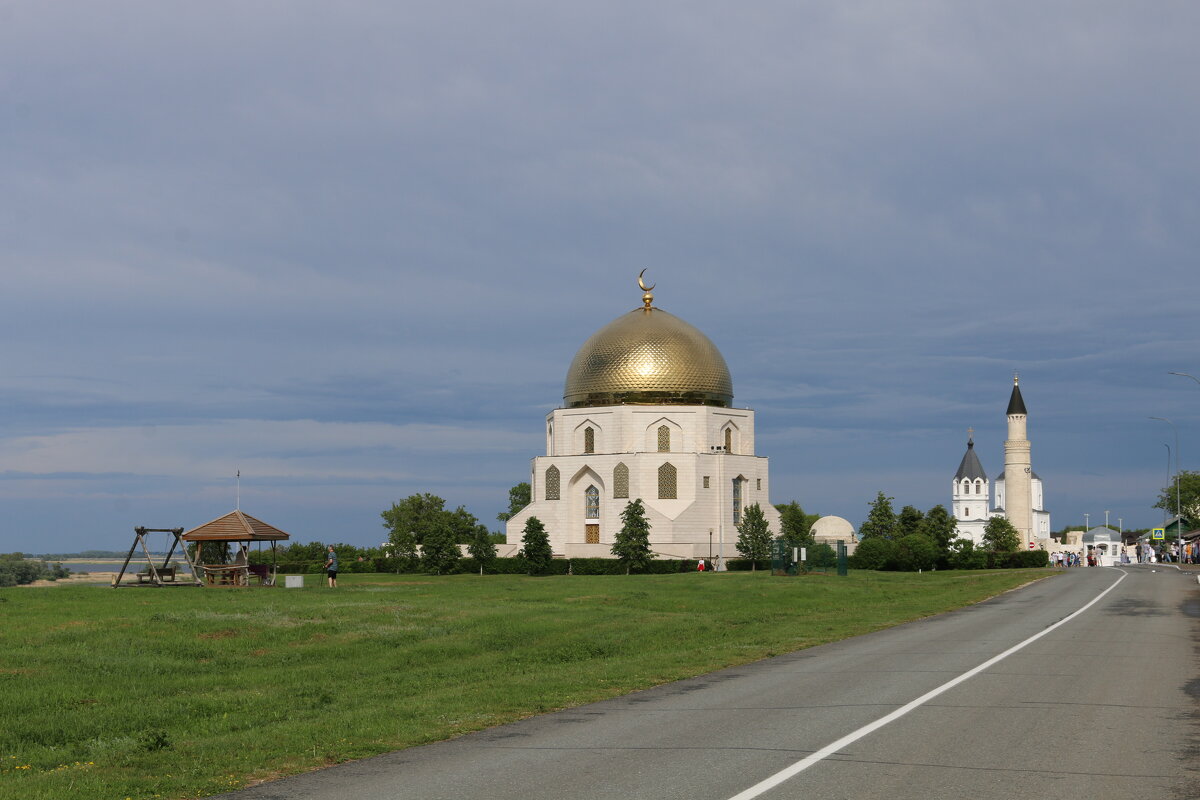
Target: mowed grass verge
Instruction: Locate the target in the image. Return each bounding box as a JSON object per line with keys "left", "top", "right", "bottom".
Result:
{"left": 1, "top": 569, "right": 1049, "bottom": 799}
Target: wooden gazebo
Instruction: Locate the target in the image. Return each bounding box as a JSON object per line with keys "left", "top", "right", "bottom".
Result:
{"left": 181, "top": 510, "right": 290, "bottom": 586}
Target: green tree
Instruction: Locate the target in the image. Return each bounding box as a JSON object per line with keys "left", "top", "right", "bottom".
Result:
{"left": 420, "top": 517, "right": 461, "bottom": 575}
{"left": 448, "top": 506, "right": 480, "bottom": 544}
{"left": 982, "top": 517, "right": 1021, "bottom": 553}
{"left": 612, "top": 499, "right": 653, "bottom": 574}
{"left": 894, "top": 533, "right": 939, "bottom": 571}
{"left": 775, "top": 501, "right": 817, "bottom": 548}
{"left": 382, "top": 493, "right": 447, "bottom": 546}
{"left": 859, "top": 492, "right": 897, "bottom": 540}
{"left": 1153, "top": 469, "right": 1200, "bottom": 532}
{"left": 947, "top": 538, "right": 988, "bottom": 570}
{"left": 384, "top": 529, "right": 417, "bottom": 569}
{"left": 920, "top": 505, "right": 958, "bottom": 552}
{"left": 192, "top": 541, "right": 231, "bottom": 565}
{"left": 848, "top": 537, "right": 897, "bottom": 570}
{"left": 497, "top": 482, "right": 532, "bottom": 523}
{"left": 808, "top": 541, "right": 838, "bottom": 569}
{"left": 467, "top": 524, "right": 498, "bottom": 575}
{"left": 735, "top": 503, "right": 773, "bottom": 569}
{"left": 895, "top": 505, "right": 925, "bottom": 539}
{"left": 519, "top": 516, "right": 553, "bottom": 575}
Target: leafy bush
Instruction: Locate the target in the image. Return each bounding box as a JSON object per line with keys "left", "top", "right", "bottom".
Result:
{"left": 807, "top": 542, "right": 838, "bottom": 569}
{"left": 894, "top": 534, "right": 939, "bottom": 572}
{"left": 725, "top": 558, "right": 770, "bottom": 572}
{"left": 988, "top": 550, "right": 1049, "bottom": 569}
{"left": 569, "top": 558, "right": 627, "bottom": 575}
{"left": 947, "top": 539, "right": 988, "bottom": 570}
{"left": 0, "top": 554, "right": 70, "bottom": 586}
{"left": 643, "top": 559, "right": 697, "bottom": 574}
{"left": 848, "top": 538, "right": 897, "bottom": 570}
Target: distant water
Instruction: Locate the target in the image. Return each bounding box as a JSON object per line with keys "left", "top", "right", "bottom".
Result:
{"left": 53, "top": 561, "right": 178, "bottom": 574}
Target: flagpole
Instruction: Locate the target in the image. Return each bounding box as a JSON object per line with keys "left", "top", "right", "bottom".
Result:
{"left": 236, "top": 469, "right": 241, "bottom": 511}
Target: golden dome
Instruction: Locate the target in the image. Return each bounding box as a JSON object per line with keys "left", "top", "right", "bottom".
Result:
{"left": 564, "top": 303, "right": 734, "bottom": 408}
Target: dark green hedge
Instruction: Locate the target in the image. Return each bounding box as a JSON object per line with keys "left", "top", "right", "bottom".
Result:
{"left": 724, "top": 558, "right": 771, "bottom": 571}
{"left": 988, "top": 550, "right": 1050, "bottom": 569}
{"left": 568, "top": 558, "right": 699, "bottom": 575}
{"left": 278, "top": 556, "right": 705, "bottom": 576}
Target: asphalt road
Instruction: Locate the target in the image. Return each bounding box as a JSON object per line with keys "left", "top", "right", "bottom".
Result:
{"left": 218, "top": 566, "right": 1199, "bottom": 800}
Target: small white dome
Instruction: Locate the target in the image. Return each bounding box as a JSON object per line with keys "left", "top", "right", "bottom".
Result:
{"left": 811, "top": 515, "right": 856, "bottom": 542}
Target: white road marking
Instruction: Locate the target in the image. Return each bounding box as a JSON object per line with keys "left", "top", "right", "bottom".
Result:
{"left": 726, "top": 570, "right": 1129, "bottom": 800}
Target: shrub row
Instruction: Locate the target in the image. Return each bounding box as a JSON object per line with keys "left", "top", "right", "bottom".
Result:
{"left": 988, "top": 549, "right": 1050, "bottom": 569}
{"left": 270, "top": 556, "right": 730, "bottom": 576}
{"left": 849, "top": 535, "right": 1051, "bottom": 572}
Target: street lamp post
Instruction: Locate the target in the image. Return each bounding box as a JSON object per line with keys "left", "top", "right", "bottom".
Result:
{"left": 1168, "top": 371, "right": 1198, "bottom": 560}
{"left": 1162, "top": 443, "right": 1172, "bottom": 524}
{"left": 1150, "top": 416, "right": 1181, "bottom": 552}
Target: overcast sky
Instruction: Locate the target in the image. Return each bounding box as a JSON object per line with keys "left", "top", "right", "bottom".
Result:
{"left": 3, "top": 2, "right": 1198, "bottom": 553}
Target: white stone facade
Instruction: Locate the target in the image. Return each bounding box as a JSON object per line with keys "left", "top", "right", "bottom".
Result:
{"left": 995, "top": 474, "right": 1051, "bottom": 542}
{"left": 951, "top": 474, "right": 994, "bottom": 545}
{"left": 507, "top": 404, "right": 780, "bottom": 560}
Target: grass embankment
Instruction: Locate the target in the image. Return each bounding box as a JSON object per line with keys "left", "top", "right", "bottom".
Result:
{"left": 1, "top": 569, "right": 1047, "bottom": 799}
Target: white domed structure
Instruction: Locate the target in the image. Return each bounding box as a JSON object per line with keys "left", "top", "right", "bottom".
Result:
{"left": 810, "top": 515, "right": 856, "bottom": 542}
{"left": 505, "top": 277, "right": 780, "bottom": 564}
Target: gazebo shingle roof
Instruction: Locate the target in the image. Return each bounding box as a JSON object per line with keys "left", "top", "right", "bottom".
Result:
{"left": 181, "top": 510, "right": 291, "bottom": 542}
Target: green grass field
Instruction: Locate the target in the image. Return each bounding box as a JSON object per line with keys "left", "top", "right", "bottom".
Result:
{"left": 1, "top": 569, "right": 1049, "bottom": 799}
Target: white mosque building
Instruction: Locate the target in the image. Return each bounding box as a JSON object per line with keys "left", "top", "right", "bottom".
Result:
{"left": 951, "top": 376, "right": 1051, "bottom": 546}
{"left": 505, "top": 276, "right": 780, "bottom": 562}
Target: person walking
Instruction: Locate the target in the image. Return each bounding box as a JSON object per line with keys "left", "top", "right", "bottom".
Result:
{"left": 324, "top": 545, "right": 339, "bottom": 588}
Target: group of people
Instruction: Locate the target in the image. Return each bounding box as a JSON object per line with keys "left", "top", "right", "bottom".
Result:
{"left": 1135, "top": 540, "right": 1197, "bottom": 564}
{"left": 1050, "top": 540, "right": 1197, "bottom": 568}
{"left": 1051, "top": 551, "right": 1088, "bottom": 567}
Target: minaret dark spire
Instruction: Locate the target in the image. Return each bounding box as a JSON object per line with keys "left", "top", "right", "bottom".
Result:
{"left": 1006, "top": 372, "right": 1027, "bottom": 416}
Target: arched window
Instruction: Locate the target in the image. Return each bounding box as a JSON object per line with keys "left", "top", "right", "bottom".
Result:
{"left": 657, "top": 425, "right": 670, "bottom": 452}
{"left": 613, "top": 463, "right": 629, "bottom": 498}
{"left": 975, "top": 480, "right": 983, "bottom": 494}
{"left": 583, "top": 427, "right": 595, "bottom": 454}
{"left": 732, "top": 477, "right": 742, "bottom": 524}
{"left": 585, "top": 485, "right": 599, "bottom": 519}
{"left": 658, "top": 463, "right": 677, "bottom": 499}
{"left": 546, "top": 466, "right": 560, "bottom": 500}
{"left": 724, "top": 428, "right": 733, "bottom": 454}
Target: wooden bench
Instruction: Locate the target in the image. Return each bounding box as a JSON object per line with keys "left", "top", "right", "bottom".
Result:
{"left": 136, "top": 567, "right": 176, "bottom": 584}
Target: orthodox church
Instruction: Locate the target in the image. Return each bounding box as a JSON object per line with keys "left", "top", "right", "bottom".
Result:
{"left": 505, "top": 276, "right": 780, "bottom": 562}
{"left": 951, "top": 376, "right": 1051, "bottom": 546}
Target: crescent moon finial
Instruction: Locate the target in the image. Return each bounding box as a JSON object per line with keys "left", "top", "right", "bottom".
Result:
{"left": 638, "top": 269, "right": 656, "bottom": 310}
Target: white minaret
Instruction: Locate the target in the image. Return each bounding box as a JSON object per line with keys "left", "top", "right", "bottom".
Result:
{"left": 1003, "top": 374, "right": 1033, "bottom": 545}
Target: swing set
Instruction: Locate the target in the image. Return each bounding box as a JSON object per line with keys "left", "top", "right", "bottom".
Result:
{"left": 111, "top": 526, "right": 202, "bottom": 587}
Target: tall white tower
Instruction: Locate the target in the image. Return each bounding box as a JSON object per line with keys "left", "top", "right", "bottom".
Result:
{"left": 1003, "top": 374, "right": 1033, "bottom": 544}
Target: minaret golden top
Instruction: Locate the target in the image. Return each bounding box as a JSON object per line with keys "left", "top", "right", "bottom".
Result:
{"left": 638, "top": 269, "right": 656, "bottom": 310}
{"left": 1013, "top": 371, "right": 1020, "bottom": 385}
